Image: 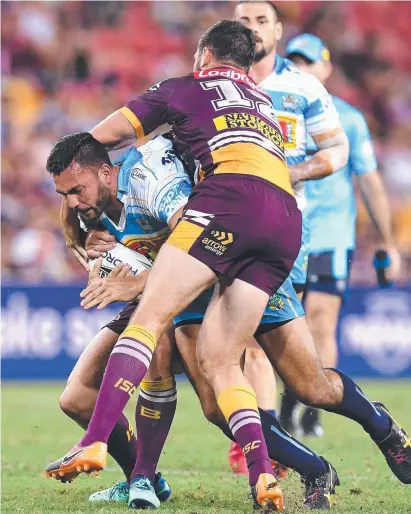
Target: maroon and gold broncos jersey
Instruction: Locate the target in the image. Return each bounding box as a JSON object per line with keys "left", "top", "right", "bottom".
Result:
{"left": 121, "top": 66, "right": 293, "bottom": 195}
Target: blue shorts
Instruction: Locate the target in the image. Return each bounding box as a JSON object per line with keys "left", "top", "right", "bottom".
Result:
{"left": 174, "top": 275, "right": 305, "bottom": 333}
{"left": 289, "top": 212, "right": 310, "bottom": 292}
{"left": 306, "top": 248, "right": 354, "bottom": 298}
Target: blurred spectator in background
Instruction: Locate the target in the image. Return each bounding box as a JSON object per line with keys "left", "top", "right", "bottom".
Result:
{"left": 1, "top": 1, "right": 410, "bottom": 284}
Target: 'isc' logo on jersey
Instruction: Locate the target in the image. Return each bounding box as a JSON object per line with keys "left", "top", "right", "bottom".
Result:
{"left": 277, "top": 115, "right": 297, "bottom": 149}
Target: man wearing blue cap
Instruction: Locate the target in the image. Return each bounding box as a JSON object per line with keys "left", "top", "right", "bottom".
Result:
{"left": 281, "top": 33, "right": 401, "bottom": 436}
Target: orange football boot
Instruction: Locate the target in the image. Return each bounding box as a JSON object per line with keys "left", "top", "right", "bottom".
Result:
{"left": 45, "top": 442, "right": 107, "bottom": 482}
{"left": 254, "top": 473, "right": 283, "bottom": 512}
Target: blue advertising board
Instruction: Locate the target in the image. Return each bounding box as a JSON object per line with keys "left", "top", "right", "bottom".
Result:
{"left": 2, "top": 284, "right": 411, "bottom": 379}
{"left": 337, "top": 286, "right": 411, "bottom": 378}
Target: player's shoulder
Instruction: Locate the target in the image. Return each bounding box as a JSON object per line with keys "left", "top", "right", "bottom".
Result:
{"left": 265, "top": 56, "right": 328, "bottom": 99}
{"left": 114, "top": 137, "right": 173, "bottom": 198}
{"left": 138, "top": 133, "right": 173, "bottom": 158}
{"left": 131, "top": 134, "right": 178, "bottom": 184}
{"left": 144, "top": 76, "right": 188, "bottom": 99}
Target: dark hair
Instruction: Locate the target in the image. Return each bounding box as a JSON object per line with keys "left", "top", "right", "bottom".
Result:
{"left": 287, "top": 53, "right": 313, "bottom": 65}
{"left": 198, "top": 19, "right": 256, "bottom": 72}
{"left": 237, "top": 1, "right": 281, "bottom": 22}
{"left": 46, "top": 132, "right": 111, "bottom": 176}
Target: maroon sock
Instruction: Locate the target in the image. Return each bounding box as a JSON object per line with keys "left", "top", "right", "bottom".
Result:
{"left": 228, "top": 409, "right": 273, "bottom": 486}
{"left": 80, "top": 326, "right": 156, "bottom": 447}
{"left": 131, "top": 378, "right": 177, "bottom": 482}
{"left": 107, "top": 414, "right": 138, "bottom": 482}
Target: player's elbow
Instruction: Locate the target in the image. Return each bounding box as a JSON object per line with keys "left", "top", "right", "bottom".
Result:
{"left": 331, "top": 132, "right": 349, "bottom": 173}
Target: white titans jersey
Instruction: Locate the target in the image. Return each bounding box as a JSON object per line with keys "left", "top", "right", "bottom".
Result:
{"left": 260, "top": 55, "right": 341, "bottom": 211}
{"left": 99, "top": 135, "right": 192, "bottom": 263}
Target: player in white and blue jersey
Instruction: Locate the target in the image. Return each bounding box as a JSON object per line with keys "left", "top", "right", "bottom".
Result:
{"left": 280, "top": 33, "right": 401, "bottom": 436}
{"left": 46, "top": 132, "right": 191, "bottom": 507}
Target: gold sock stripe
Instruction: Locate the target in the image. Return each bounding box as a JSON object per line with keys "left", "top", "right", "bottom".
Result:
{"left": 121, "top": 325, "right": 157, "bottom": 353}
{"left": 140, "top": 377, "right": 176, "bottom": 392}
{"left": 217, "top": 386, "right": 258, "bottom": 421}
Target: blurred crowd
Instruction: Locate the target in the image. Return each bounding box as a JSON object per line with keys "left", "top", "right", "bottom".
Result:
{"left": 2, "top": 1, "right": 411, "bottom": 284}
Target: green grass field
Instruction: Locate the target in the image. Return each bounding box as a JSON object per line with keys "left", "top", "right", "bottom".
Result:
{"left": 2, "top": 380, "right": 411, "bottom": 514}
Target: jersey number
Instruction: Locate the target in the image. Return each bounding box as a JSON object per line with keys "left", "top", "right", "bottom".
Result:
{"left": 201, "top": 79, "right": 278, "bottom": 125}
{"left": 201, "top": 80, "right": 253, "bottom": 109}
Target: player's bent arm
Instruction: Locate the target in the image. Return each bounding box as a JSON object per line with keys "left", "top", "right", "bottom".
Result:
{"left": 92, "top": 78, "right": 177, "bottom": 151}
{"left": 356, "top": 170, "right": 401, "bottom": 280}
{"left": 91, "top": 110, "right": 138, "bottom": 151}
{"left": 289, "top": 128, "right": 349, "bottom": 184}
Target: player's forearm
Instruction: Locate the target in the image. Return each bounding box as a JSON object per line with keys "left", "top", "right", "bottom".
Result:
{"left": 60, "top": 198, "right": 80, "bottom": 244}
{"left": 91, "top": 110, "right": 137, "bottom": 151}
{"left": 357, "top": 171, "right": 395, "bottom": 246}
{"left": 129, "top": 269, "right": 150, "bottom": 300}
{"left": 292, "top": 130, "right": 349, "bottom": 182}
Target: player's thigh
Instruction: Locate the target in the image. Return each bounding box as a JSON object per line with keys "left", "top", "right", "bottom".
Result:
{"left": 196, "top": 278, "right": 269, "bottom": 374}
{"left": 305, "top": 290, "right": 341, "bottom": 338}
{"left": 130, "top": 243, "right": 217, "bottom": 335}
{"left": 257, "top": 317, "right": 340, "bottom": 405}
{"left": 175, "top": 324, "right": 222, "bottom": 422}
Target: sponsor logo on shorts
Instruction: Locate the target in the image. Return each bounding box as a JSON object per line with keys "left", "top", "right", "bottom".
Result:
{"left": 201, "top": 226, "right": 235, "bottom": 256}
{"left": 267, "top": 294, "right": 285, "bottom": 311}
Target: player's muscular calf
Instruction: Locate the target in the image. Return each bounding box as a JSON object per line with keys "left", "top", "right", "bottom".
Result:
{"left": 257, "top": 317, "right": 344, "bottom": 407}
{"left": 60, "top": 326, "right": 175, "bottom": 426}
{"left": 59, "top": 328, "right": 119, "bottom": 427}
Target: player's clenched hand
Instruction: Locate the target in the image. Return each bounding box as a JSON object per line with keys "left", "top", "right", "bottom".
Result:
{"left": 80, "top": 267, "right": 147, "bottom": 310}
{"left": 85, "top": 229, "right": 116, "bottom": 259}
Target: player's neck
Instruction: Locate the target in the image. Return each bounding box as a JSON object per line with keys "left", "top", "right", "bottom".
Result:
{"left": 249, "top": 51, "right": 277, "bottom": 85}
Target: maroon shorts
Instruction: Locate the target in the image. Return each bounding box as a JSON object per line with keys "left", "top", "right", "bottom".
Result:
{"left": 167, "top": 174, "right": 302, "bottom": 296}
{"left": 104, "top": 302, "right": 138, "bottom": 335}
